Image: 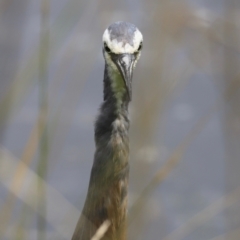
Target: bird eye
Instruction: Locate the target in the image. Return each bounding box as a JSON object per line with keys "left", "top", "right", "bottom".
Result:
{"left": 104, "top": 43, "right": 111, "bottom": 53}
{"left": 137, "top": 42, "right": 142, "bottom": 51}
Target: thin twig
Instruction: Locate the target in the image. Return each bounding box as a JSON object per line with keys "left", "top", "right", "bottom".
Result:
{"left": 91, "top": 220, "right": 111, "bottom": 240}
{"left": 128, "top": 102, "right": 219, "bottom": 224}
{"left": 162, "top": 187, "right": 240, "bottom": 240}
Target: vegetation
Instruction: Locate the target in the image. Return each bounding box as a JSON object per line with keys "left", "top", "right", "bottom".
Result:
{"left": 0, "top": 0, "right": 239, "bottom": 239}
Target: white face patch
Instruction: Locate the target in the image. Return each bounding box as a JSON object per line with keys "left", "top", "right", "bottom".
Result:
{"left": 102, "top": 28, "right": 143, "bottom": 54}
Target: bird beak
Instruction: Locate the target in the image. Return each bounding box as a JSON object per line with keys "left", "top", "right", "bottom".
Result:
{"left": 111, "top": 53, "right": 134, "bottom": 101}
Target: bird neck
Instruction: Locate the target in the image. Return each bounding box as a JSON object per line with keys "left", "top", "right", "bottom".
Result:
{"left": 95, "top": 65, "right": 130, "bottom": 145}
{"left": 75, "top": 66, "right": 130, "bottom": 240}
{"left": 92, "top": 66, "right": 130, "bottom": 240}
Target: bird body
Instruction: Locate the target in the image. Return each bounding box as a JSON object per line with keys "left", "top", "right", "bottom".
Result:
{"left": 72, "top": 22, "right": 142, "bottom": 240}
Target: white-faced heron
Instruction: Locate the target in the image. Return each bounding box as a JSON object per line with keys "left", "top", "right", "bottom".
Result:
{"left": 72, "top": 21, "right": 143, "bottom": 240}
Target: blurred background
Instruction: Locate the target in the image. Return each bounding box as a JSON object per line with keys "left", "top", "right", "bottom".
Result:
{"left": 0, "top": 0, "right": 240, "bottom": 239}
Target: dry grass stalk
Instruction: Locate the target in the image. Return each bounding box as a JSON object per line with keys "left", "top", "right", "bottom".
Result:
{"left": 0, "top": 120, "right": 42, "bottom": 236}
{"left": 91, "top": 220, "right": 111, "bottom": 240}
{"left": 129, "top": 101, "right": 218, "bottom": 225}
{"left": 162, "top": 187, "right": 240, "bottom": 240}
{"left": 210, "top": 227, "right": 240, "bottom": 240}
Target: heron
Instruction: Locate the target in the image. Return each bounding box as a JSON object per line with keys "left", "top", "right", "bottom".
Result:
{"left": 72, "top": 21, "right": 143, "bottom": 240}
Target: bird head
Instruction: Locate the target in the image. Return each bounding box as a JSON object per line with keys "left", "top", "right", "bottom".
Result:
{"left": 102, "top": 22, "right": 143, "bottom": 101}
